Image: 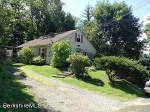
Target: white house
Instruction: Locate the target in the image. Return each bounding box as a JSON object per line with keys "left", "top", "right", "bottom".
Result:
{"left": 18, "top": 30, "right": 96, "bottom": 64}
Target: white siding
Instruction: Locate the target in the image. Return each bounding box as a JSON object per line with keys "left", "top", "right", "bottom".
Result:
{"left": 46, "top": 46, "right": 53, "bottom": 64}
{"left": 57, "top": 30, "right": 96, "bottom": 59}
{"left": 30, "top": 46, "right": 39, "bottom": 57}
{"left": 30, "top": 45, "right": 52, "bottom": 64}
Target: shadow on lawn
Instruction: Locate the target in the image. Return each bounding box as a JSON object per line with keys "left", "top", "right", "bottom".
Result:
{"left": 78, "top": 75, "right": 104, "bottom": 86}
{"left": 109, "top": 80, "right": 144, "bottom": 97}
{"left": 0, "top": 65, "right": 57, "bottom": 112}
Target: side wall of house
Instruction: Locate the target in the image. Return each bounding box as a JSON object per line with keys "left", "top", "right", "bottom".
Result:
{"left": 58, "top": 30, "right": 96, "bottom": 59}
{"left": 30, "top": 45, "right": 52, "bottom": 64}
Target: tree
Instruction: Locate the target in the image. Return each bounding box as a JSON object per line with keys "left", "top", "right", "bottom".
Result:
{"left": 0, "top": 0, "right": 75, "bottom": 47}
{"left": 83, "top": 3, "right": 93, "bottom": 22}
{"left": 91, "top": 1, "right": 144, "bottom": 59}
{"left": 64, "top": 13, "right": 75, "bottom": 31}
{"left": 0, "top": 3, "right": 7, "bottom": 45}
{"left": 145, "top": 16, "right": 150, "bottom": 46}
{"left": 0, "top": 0, "right": 37, "bottom": 46}
{"left": 51, "top": 40, "right": 71, "bottom": 68}
{"left": 7, "top": 0, "right": 30, "bottom": 46}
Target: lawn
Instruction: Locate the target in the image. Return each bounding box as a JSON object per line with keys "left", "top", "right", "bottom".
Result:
{"left": 0, "top": 63, "right": 51, "bottom": 112}
{"left": 13, "top": 63, "right": 144, "bottom": 101}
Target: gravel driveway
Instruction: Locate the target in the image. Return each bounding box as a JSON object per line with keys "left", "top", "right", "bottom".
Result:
{"left": 12, "top": 68, "right": 150, "bottom": 112}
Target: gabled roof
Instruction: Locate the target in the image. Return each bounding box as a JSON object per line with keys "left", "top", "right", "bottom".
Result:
{"left": 17, "top": 30, "right": 77, "bottom": 48}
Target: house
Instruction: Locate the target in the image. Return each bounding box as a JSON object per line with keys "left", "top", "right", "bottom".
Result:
{"left": 18, "top": 30, "right": 96, "bottom": 64}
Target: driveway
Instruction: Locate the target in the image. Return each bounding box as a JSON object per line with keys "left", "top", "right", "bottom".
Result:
{"left": 10, "top": 68, "right": 150, "bottom": 112}
{"left": 116, "top": 97, "right": 150, "bottom": 112}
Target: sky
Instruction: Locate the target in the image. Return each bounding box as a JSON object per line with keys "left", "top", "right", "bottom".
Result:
{"left": 61, "top": 0, "right": 150, "bottom": 25}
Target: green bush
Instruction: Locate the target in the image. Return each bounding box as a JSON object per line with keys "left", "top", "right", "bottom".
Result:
{"left": 67, "top": 52, "right": 91, "bottom": 78}
{"left": 17, "top": 47, "right": 34, "bottom": 64}
{"left": 138, "top": 54, "right": 150, "bottom": 70}
{"left": 32, "top": 56, "right": 45, "bottom": 65}
{"left": 94, "top": 56, "right": 150, "bottom": 87}
{"left": 51, "top": 40, "right": 71, "bottom": 68}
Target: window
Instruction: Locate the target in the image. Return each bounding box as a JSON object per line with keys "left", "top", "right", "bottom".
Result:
{"left": 83, "top": 51, "right": 86, "bottom": 56}
{"left": 41, "top": 49, "right": 45, "bottom": 58}
{"left": 77, "top": 34, "right": 80, "bottom": 42}
{"left": 75, "top": 33, "right": 83, "bottom": 43}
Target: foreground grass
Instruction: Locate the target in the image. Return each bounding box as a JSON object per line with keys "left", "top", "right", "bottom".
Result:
{"left": 13, "top": 63, "right": 144, "bottom": 101}
{"left": 20, "top": 68, "right": 54, "bottom": 87}
{"left": 0, "top": 64, "right": 43, "bottom": 112}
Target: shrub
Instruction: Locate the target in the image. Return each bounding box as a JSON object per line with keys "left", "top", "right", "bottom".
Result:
{"left": 51, "top": 40, "right": 71, "bottom": 68}
{"left": 17, "top": 47, "right": 34, "bottom": 64}
{"left": 32, "top": 56, "right": 45, "bottom": 65}
{"left": 94, "top": 56, "right": 150, "bottom": 87}
{"left": 88, "top": 66, "right": 96, "bottom": 72}
{"left": 67, "top": 52, "right": 91, "bottom": 78}
{"left": 138, "top": 54, "right": 150, "bottom": 70}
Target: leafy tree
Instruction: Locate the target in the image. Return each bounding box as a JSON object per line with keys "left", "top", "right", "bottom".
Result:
{"left": 145, "top": 17, "right": 150, "bottom": 46}
{"left": 51, "top": 40, "right": 71, "bottom": 68}
{"left": 18, "top": 47, "right": 34, "bottom": 64}
{"left": 139, "top": 54, "right": 150, "bottom": 70}
{"left": 0, "top": 0, "right": 76, "bottom": 47}
{"left": 0, "top": 0, "right": 37, "bottom": 46}
{"left": 6, "top": 0, "right": 28, "bottom": 46}
{"left": 67, "top": 52, "right": 91, "bottom": 78}
{"left": 64, "top": 13, "right": 75, "bottom": 31}
{"left": 90, "top": 1, "right": 144, "bottom": 59}
{"left": 0, "top": 1, "right": 11, "bottom": 45}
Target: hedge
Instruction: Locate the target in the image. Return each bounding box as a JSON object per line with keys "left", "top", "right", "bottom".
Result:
{"left": 94, "top": 56, "right": 150, "bottom": 87}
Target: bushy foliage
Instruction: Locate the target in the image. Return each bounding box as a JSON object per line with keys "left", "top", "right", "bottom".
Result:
{"left": 32, "top": 56, "right": 45, "bottom": 65}
{"left": 17, "top": 47, "right": 34, "bottom": 64}
{"left": 67, "top": 52, "right": 91, "bottom": 78}
{"left": 51, "top": 40, "right": 71, "bottom": 68}
{"left": 94, "top": 56, "right": 150, "bottom": 87}
{"left": 81, "top": 1, "right": 144, "bottom": 60}
{"left": 138, "top": 54, "right": 150, "bottom": 70}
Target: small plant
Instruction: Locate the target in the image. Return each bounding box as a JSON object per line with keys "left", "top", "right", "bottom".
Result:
{"left": 32, "top": 56, "right": 45, "bottom": 65}
{"left": 67, "top": 52, "right": 91, "bottom": 78}
{"left": 17, "top": 47, "right": 34, "bottom": 64}
{"left": 88, "top": 66, "right": 96, "bottom": 72}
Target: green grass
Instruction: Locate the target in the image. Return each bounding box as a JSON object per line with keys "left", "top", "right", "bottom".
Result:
{"left": 0, "top": 64, "right": 40, "bottom": 112}
{"left": 0, "top": 63, "right": 53, "bottom": 112}
{"left": 20, "top": 68, "right": 55, "bottom": 87}
{"left": 13, "top": 63, "right": 144, "bottom": 101}
{"left": 13, "top": 63, "right": 60, "bottom": 77}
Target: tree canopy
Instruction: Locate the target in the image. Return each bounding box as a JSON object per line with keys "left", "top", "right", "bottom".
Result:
{"left": 145, "top": 17, "right": 150, "bottom": 46}
{"left": 0, "top": 0, "right": 75, "bottom": 47}
{"left": 82, "top": 1, "right": 145, "bottom": 59}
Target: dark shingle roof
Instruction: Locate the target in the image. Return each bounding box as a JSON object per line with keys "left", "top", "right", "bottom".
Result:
{"left": 18, "top": 30, "right": 77, "bottom": 48}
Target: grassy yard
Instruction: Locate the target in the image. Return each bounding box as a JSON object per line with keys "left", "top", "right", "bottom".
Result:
{"left": 0, "top": 63, "right": 50, "bottom": 112}
{"left": 13, "top": 63, "right": 144, "bottom": 101}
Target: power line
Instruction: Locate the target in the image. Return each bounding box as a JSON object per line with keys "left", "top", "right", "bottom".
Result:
{"left": 132, "top": 0, "right": 150, "bottom": 9}
{"left": 103, "top": 0, "right": 150, "bottom": 26}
